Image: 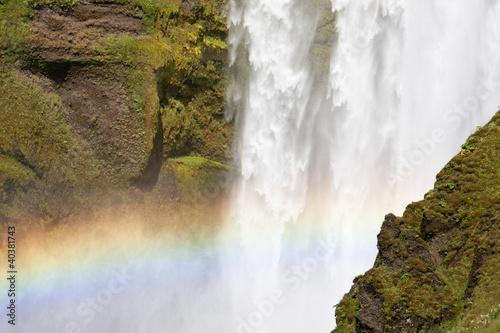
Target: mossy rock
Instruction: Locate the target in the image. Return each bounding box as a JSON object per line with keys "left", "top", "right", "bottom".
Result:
{"left": 0, "top": 65, "right": 104, "bottom": 220}
{"left": 334, "top": 109, "right": 500, "bottom": 332}
{"left": 164, "top": 156, "right": 233, "bottom": 203}
{"left": 0, "top": 0, "right": 233, "bottom": 221}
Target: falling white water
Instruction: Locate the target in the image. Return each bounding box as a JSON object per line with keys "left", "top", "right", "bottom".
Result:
{"left": 5, "top": 2, "right": 500, "bottom": 333}
{"left": 225, "top": 0, "right": 500, "bottom": 332}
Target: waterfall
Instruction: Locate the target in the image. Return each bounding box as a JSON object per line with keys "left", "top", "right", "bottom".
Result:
{"left": 225, "top": 0, "right": 500, "bottom": 332}
{"left": 7, "top": 2, "right": 500, "bottom": 333}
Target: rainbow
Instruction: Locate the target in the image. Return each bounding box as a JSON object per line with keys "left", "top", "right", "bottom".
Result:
{"left": 0, "top": 199, "right": 384, "bottom": 333}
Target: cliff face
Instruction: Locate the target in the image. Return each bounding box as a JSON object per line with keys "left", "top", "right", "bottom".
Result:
{"left": 334, "top": 111, "right": 500, "bottom": 332}
{"left": 0, "top": 0, "right": 231, "bottom": 222}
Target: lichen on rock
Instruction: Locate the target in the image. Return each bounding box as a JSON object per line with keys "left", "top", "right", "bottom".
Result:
{"left": 334, "top": 110, "right": 500, "bottom": 332}
{"left": 0, "top": 0, "right": 232, "bottom": 222}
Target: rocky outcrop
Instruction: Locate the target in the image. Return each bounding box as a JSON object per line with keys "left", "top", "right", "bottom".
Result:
{"left": 29, "top": 2, "right": 145, "bottom": 62}
{"left": 0, "top": 0, "right": 231, "bottom": 222}
{"left": 334, "top": 111, "right": 500, "bottom": 332}
{"left": 27, "top": 1, "right": 160, "bottom": 185}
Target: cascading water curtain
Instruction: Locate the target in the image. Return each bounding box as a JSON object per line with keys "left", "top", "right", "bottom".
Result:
{"left": 5, "top": 1, "right": 500, "bottom": 333}
{"left": 225, "top": 0, "right": 500, "bottom": 332}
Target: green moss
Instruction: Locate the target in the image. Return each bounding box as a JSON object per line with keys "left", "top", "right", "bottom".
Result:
{"left": 166, "top": 156, "right": 231, "bottom": 202}
{"left": 89, "top": 0, "right": 231, "bottom": 163}
{"left": 335, "top": 109, "right": 500, "bottom": 331}
{"left": 333, "top": 286, "right": 359, "bottom": 333}
{"left": 170, "top": 156, "right": 227, "bottom": 168}
{"left": 0, "top": 67, "right": 94, "bottom": 176}
{"left": 0, "top": 155, "right": 37, "bottom": 219}
{"left": 0, "top": 66, "right": 103, "bottom": 219}
{"left": 0, "top": 155, "right": 36, "bottom": 182}
{"left": 0, "top": 0, "right": 232, "bottom": 217}
{"left": 0, "top": 0, "right": 31, "bottom": 62}
{"left": 29, "top": 0, "right": 78, "bottom": 6}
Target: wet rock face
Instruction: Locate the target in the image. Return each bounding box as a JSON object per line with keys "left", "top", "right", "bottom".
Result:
{"left": 52, "top": 65, "right": 155, "bottom": 183}
{"left": 377, "top": 214, "right": 404, "bottom": 269}
{"left": 464, "top": 246, "right": 488, "bottom": 300}
{"left": 357, "top": 281, "right": 385, "bottom": 333}
{"left": 1, "top": 0, "right": 231, "bottom": 222}
{"left": 29, "top": 2, "right": 144, "bottom": 62}
{"left": 26, "top": 1, "right": 159, "bottom": 185}
{"left": 0, "top": 1, "right": 156, "bottom": 221}
{"left": 420, "top": 214, "right": 458, "bottom": 241}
